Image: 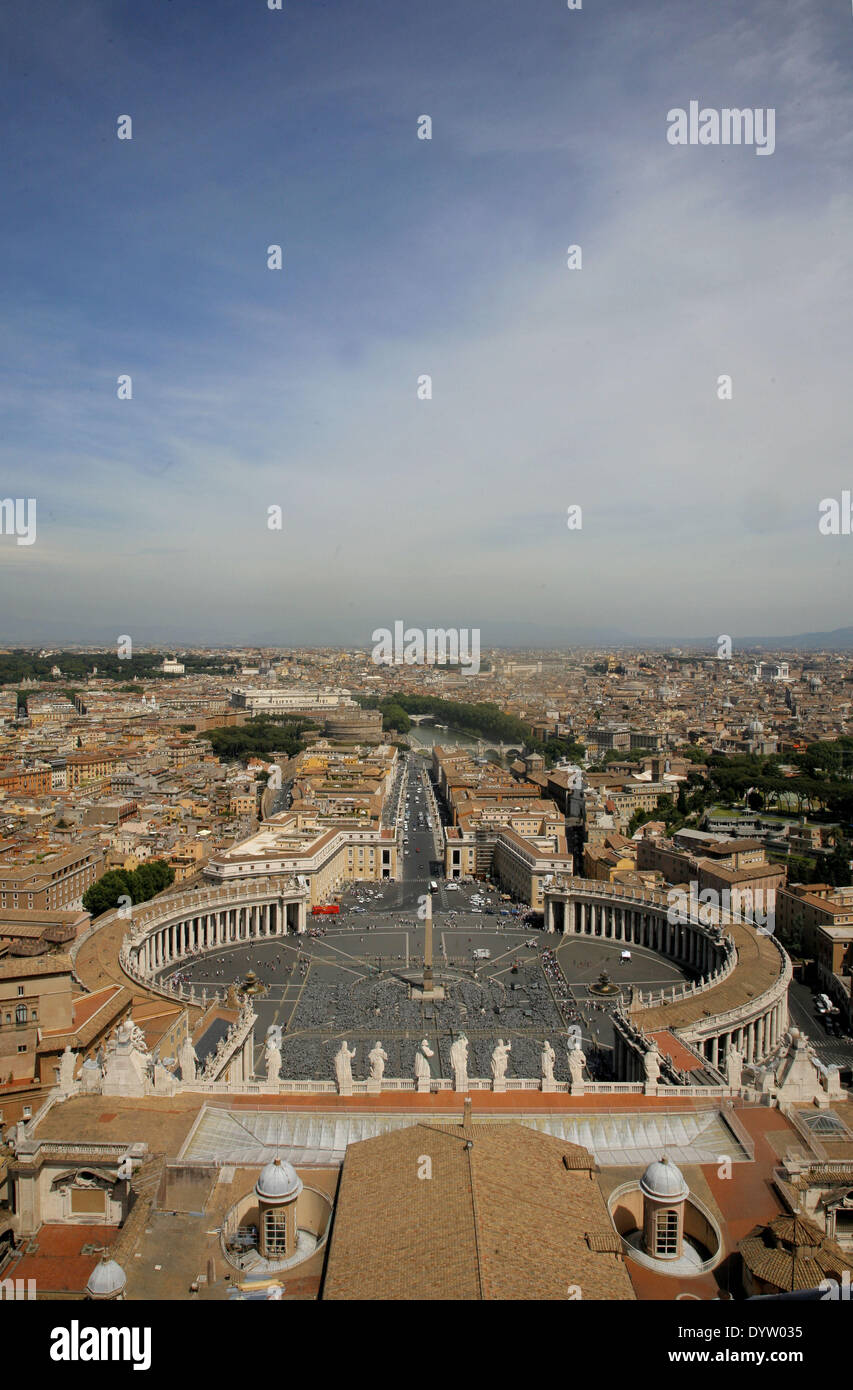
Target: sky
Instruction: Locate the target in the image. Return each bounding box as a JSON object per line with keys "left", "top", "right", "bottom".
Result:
{"left": 0, "top": 0, "right": 851, "bottom": 649}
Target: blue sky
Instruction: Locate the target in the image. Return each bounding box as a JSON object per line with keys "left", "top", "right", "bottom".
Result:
{"left": 1, "top": 0, "right": 851, "bottom": 647}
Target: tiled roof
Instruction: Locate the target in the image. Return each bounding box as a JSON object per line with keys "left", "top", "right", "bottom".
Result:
{"left": 740, "top": 1213, "right": 853, "bottom": 1291}
{"left": 323, "top": 1120, "right": 635, "bottom": 1301}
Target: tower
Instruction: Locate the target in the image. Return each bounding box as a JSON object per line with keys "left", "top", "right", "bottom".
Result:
{"left": 640, "top": 1156, "right": 688, "bottom": 1262}
{"left": 255, "top": 1156, "right": 303, "bottom": 1262}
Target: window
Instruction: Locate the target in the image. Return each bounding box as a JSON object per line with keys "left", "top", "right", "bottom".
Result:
{"left": 263, "top": 1207, "right": 288, "bottom": 1257}
{"left": 17, "top": 986, "right": 24, "bottom": 997}
{"left": 22, "top": 1105, "right": 31, "bottom": 1119}
{"left": 15, "top": 1004, "right": 27, "bottom": 1025}
{"left": 655, "top": 1209, "right": 679, "bottom": 1257}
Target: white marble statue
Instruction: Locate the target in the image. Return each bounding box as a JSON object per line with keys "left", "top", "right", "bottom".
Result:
{"left": 643, "top": 1041, "right": 661, "bottom": 1084}
{"left": 368, "top": 1041, "right": 388, "bottom": 1081}
{"left": 725, "top": 1043, "right": 743, "bottom": 1090}
{"left": 179, "top": 1037, "right": 199, "bottom": 1083}
{"left": 413, "top": 1037, "right": 434, "bottom": 1081}
{"left": 450, "top": 1034, "right": 469, "bottom": 1090}
{"left": 491, "top": 1039, "right": 511, "bottom": 1081}
{"left": 265, "top": 1041, "right": 282, "bottom": 1083}
{"left": 568, "top": 1041, "right": 586, "bottom": 1084}
{"left": 541, "top": 1040, "right": 555, "bottom": 1083}
{"left": 58, "top": 1045, "right": 77, "bottom": 1090}
{"left": 334, "top": 1040, "right": 356, "bottom": 1089}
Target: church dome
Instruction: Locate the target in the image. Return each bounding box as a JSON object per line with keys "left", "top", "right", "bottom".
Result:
{"left": 86, "top": 1256, "right": 127, "bottom": 1299}
{"left": 255, "top": 1156, "right": 302, "bottom": 1203}
{"left": 640, "top": 1156, "right": 688, "bottom": 1201}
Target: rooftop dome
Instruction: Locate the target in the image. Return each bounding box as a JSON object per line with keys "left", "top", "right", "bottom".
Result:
{"left": 640, "top": 1156, "right": 689, "bottom": 1201}
{"left": 86, "top": 1256, "right": 127, "bottom": 1299}
{"left": 255, "top": 1156, "right": 302, "bottom": 1203}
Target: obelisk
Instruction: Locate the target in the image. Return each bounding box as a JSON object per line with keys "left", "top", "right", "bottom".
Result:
{"left": 412, "top": 886, "right": 444, "bottom": 1000}
{"left": 423, "top": 890, "right": 434, "bottom": 994}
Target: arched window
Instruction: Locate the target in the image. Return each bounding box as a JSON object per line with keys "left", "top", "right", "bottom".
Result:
{"left": 655, "top": 1208, "right": 679, "bottom": 1257}
{"left": 15, "top": 1004, "right": 27, "bottom": 1025}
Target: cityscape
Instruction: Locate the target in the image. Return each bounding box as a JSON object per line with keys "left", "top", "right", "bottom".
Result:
{"left": 1, "top": 0, "right": 852, "bottom": 1353}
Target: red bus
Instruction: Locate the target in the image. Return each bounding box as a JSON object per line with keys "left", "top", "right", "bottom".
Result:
{"left": 311, "top": 904, "right": 340, "bottom": 915}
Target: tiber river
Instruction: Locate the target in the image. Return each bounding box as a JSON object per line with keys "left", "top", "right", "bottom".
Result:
{"left": 406, "top": 721, "right": 509, "bottom": 765}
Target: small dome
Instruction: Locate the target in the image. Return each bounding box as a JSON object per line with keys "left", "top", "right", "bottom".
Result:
{"left": 640, "top": 1156, "right": 688, "bottom": 1201}
{"left": 255, "top": 1156, "right": 302, "bottom": 1203}
{"left": 86, "top": 1256, "right": 126, "bottom": 1298}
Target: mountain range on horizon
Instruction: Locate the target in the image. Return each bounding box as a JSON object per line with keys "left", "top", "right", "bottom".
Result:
{"left": 4, "top": 625, "right": 853, "bottom": 655}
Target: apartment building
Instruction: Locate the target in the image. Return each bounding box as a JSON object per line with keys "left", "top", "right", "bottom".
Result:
{"left": 204, "top": 811, "right": 398, "bottom": 900}
{"left": 0, "top": 764, "right": 53, "bottom": 796}
{"left": 66, "top": 750, "right": 120, "bottom": 788}
{"left": 0, "top": 842, "right": 104, "bottom": 912}
{"left": 229, "top": 687, "right": 355, "bottom": 714}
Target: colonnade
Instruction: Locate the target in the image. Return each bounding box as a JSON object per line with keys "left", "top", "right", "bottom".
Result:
{"left": 131, "top": 892, "right": 307, "bottom": 978}
{"left": 550, "top": 894, "right": 727, "bottom": 978}
{"left": 693, "top": 1000, "right": 787, "bottom": 1068}
{"left": 544, "top": 879, "right": 790, "bottom": 1070}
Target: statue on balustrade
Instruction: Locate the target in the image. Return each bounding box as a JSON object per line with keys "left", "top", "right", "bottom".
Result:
{"left": 568, "top": 1040, "right": 586, "bottom": 1085}
{"left": 368, "top": 1041, "right": 388, "bottom": 1081}
{"left": 540, "top": 1040, "right": 555, "bottom": 1083}
{"left": 179, "top": 1036, "right": 199, "bottom": 1083}
{"left": 265, "top": 1040, "right": 282, "bottom": 1083}
{"left": 643, "top": 1041, "right": 661, "bottom": 1085}
{"left": 450, "top": 1034, "right": 469, "bottom": 1090}
{"left": 334, "top": 1040, "right": 356, "bottom": 1089}
{"left": 58, "top": 1045, "right": 77, "bottom": 1091}
{"left": 491, "top": 1039, "right": 511, "bottom": 1081}
{"left": 413, "top": 1037, "right": 434, "bottom": 1081}
{"left": 725, "top": 1042, "right": 743, "bottom": 1090}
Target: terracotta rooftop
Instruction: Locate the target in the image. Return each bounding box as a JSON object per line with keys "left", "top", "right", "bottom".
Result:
{"left": 322, "top": 1118, "right": 635, "bottom": 1301}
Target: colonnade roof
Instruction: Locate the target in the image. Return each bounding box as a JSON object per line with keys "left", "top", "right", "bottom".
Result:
{"left": 630, "top": 916, "right": 784, "bottom": 1031}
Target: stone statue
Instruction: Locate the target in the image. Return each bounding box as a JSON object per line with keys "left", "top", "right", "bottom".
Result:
{"left": 153, "top": 1061, "right": 177, "bottom": 1096}
{"left": 643, "top": 1041, "right": 661, "bottom": 1085}
{"left": 541, "top": 1040, "right": 555, "bottom": 1083}
{"left": 265, "top": 1041, "right": 282, "bottom": 1083}
{"left": 450, "top": 1034, "right": 469, "bottom": 1090}
{"left": 413, "top": 1037, "right": 434, "bottom": 1081}
{"left": 491, "top": 1039, "right": 511, "bottom": 1081}
{"left": 368, "top": 1041, "right": 388, "bottom": 1081}
{"left": 725, "top": 1043, "right": 743, "bottom": 1090}
{"left": 334, "top": 1040, "right": 356, "bottom": 1090}
{"left": 568, "top": 1040, "right": 586, "bottom": 1085}
{"left": 179, "top": 1037, "right": 199, "bottom": 1084}
{"left": 58, "top": 1045, "right": 77, "bottom": 1091}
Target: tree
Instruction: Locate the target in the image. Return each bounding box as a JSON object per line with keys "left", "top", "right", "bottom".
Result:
{"left": 82, "top": 859, "right": 174, "bottom": 917}
{"left": 823, "top": 840, "right": 852, "bottom": 889}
